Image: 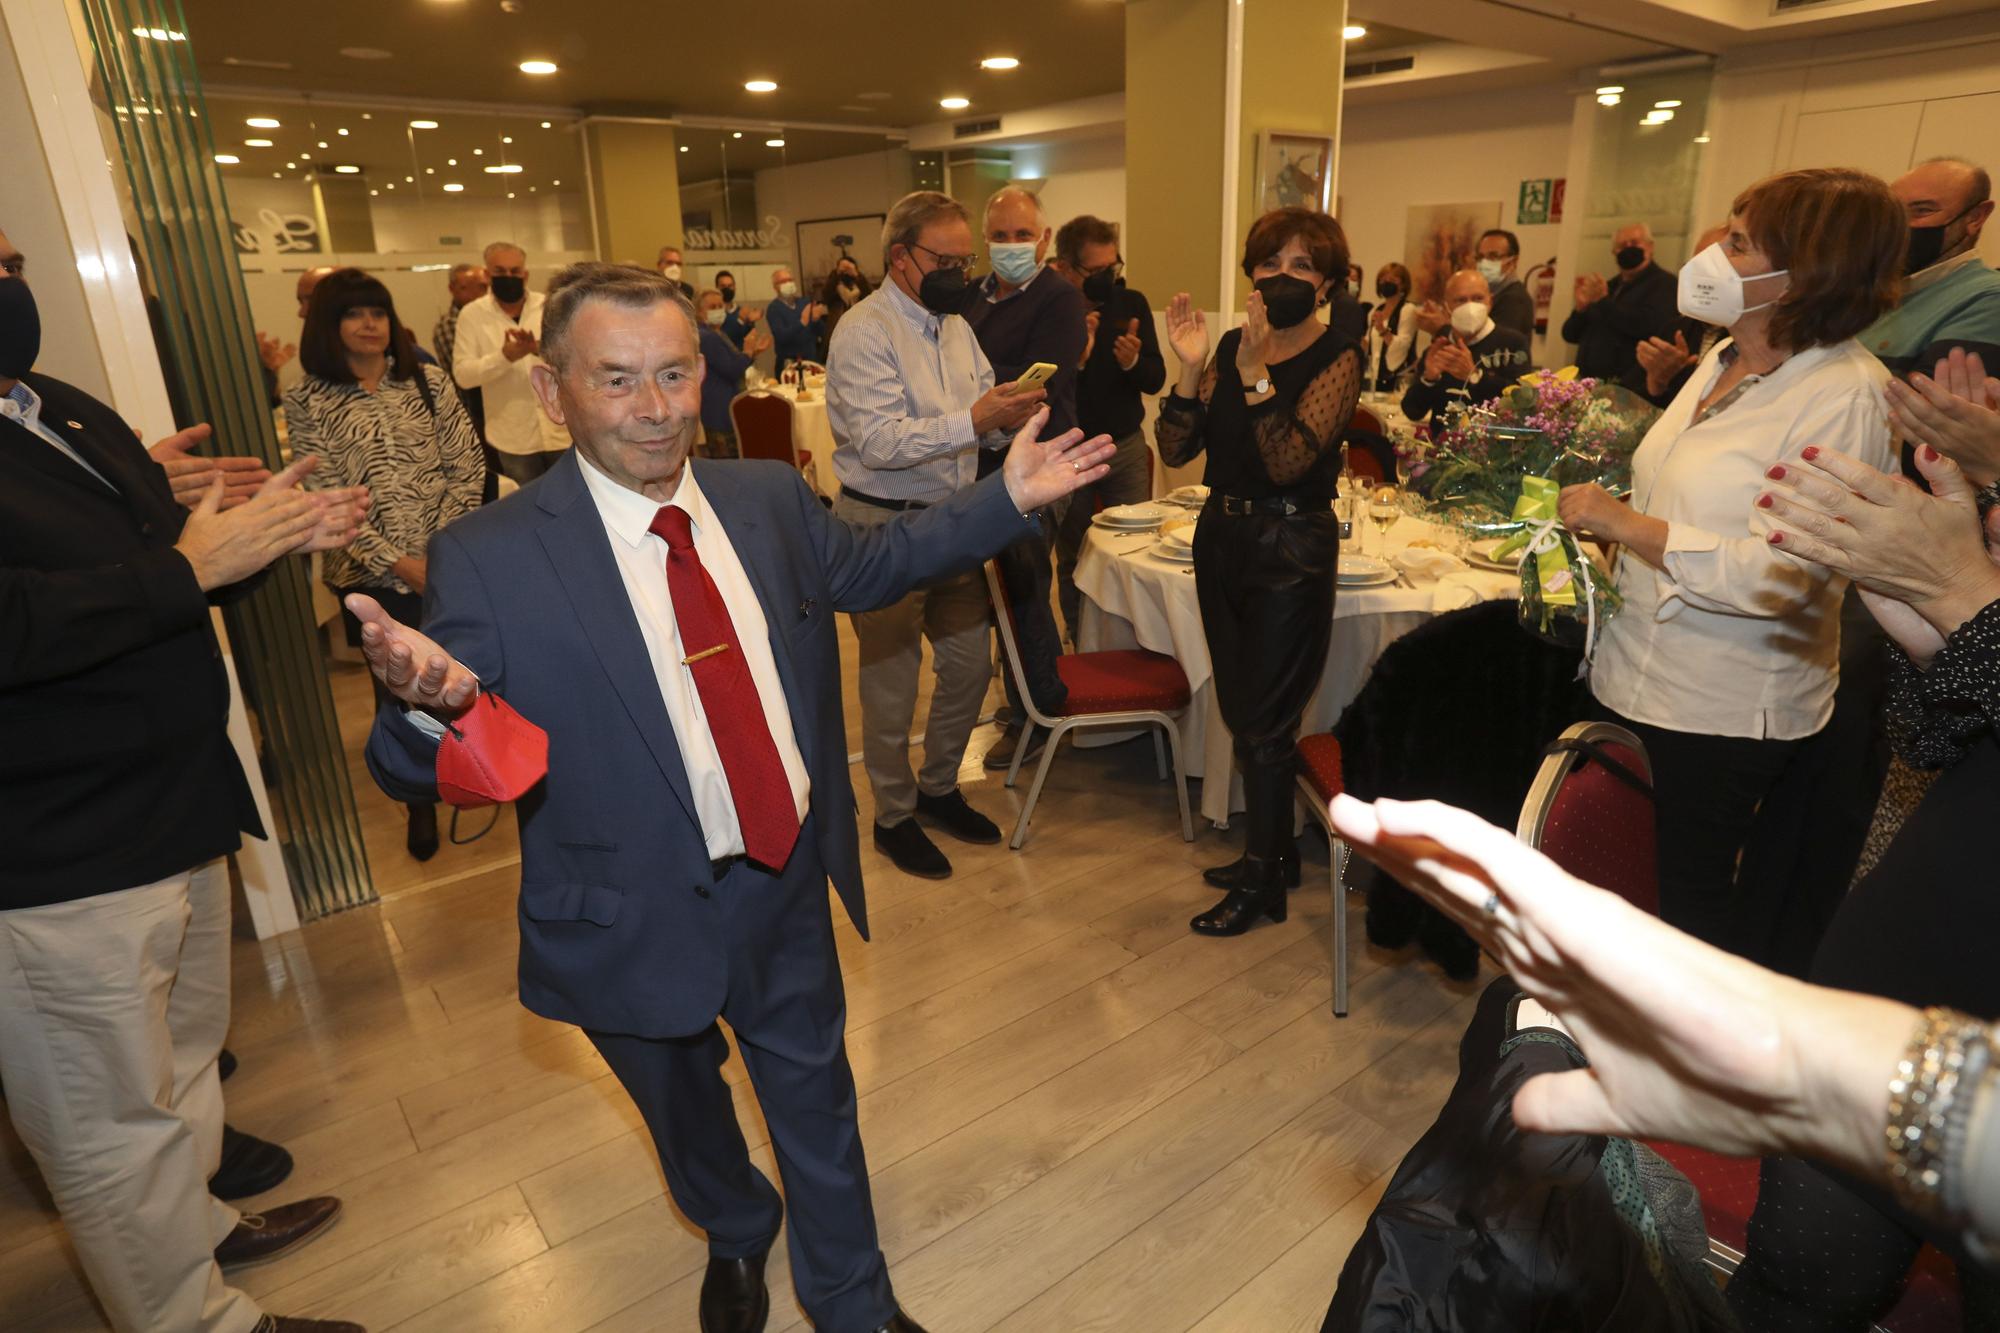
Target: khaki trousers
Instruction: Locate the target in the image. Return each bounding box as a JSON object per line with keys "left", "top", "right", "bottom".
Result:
{"left": 834, "top": 493, "right": 994, "bottom": 826}
{"left": 0, "top": 862, "right": 262, "bottom": 1333}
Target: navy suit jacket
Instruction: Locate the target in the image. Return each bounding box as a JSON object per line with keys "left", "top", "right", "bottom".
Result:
{"left": 365, "top": 449, "right": 1029, "bottom": 1037}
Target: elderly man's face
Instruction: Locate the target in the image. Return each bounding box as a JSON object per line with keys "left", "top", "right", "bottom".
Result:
{"left": 1613, "top": 226, "right": 1653, "bottom": 266}
{"left": 985, "top": 193, "right": 1049, "bottom": 265}
{"left": 530, "top": 297, "right": 702, "bottom": 501}
{"left": 1444, "top": 272, "right": 1492, "bottom": 312}
{"left": 772, "top": 267, "right": 796, "bottom": 294}
{"left": 1892, "top": 161, "right": 1993, "bottom": 253}
{"left": 658, "top": 247, "right": 684, "bottom": 274}
{"left": 448, "top": 268, "right": 489, "bottom": 306}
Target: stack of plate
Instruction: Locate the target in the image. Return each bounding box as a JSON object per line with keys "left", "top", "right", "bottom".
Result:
{"left": 1091, "top": 501, "right": 1172, "bottom": 532}
{"left": 1166, "top": 484, "right": 1210, "bottom": 507}
{"left": 1156, "top": 521, "right": 1195, "bottom": 564}
{"left": 1466, "top": 538, "right": 1526, "bottom": 572}
{"left": 1336, "top": 553, "right": 1397, "bottom": 587}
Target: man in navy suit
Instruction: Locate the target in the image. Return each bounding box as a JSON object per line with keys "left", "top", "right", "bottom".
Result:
{"left": 351, "top": 263, "right": 1111, "bottom": 1333}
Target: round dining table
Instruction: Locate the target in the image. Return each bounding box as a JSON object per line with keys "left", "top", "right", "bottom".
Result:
{"left": 1074, "top": 506, "right": 1519, "bottom": 826}
{"left": 766, "top": 380, "right": 836, "bottom": 493}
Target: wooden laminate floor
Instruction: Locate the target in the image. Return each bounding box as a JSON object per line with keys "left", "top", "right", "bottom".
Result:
{"left": 0, "top": 618, "right": 1491, "bottom": 1332}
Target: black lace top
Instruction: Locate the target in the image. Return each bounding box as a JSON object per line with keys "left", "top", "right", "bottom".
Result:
{"left": 1154, "top": 326, "right": 1363, "bottom": 500}
{"left": 1886, "top": 596, "right": 2000, "bottom": 769}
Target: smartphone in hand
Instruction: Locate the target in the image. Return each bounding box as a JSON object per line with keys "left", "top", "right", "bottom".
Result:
{"left": 1013, "top": 361, "right": 1059, "bottom": 392}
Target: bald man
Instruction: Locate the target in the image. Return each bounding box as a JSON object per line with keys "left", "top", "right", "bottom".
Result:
{"left": 1860, "top": 156, "right": 2000, "bottom": 379}
{"left": 1399, "top": 269, "right": 1532, "bottom": 423}
{"left": 1560, "top": 221, "right": 1679, "bottom": 391}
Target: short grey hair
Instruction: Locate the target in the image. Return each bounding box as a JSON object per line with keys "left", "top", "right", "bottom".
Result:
{"left": 984, "top": 185, "right": 1046, "bottom": 229}
{"left": 483, "top": 240, "right": 525, "bottom": 266}
{"left": 540, "top": 262, "right": 697, "bottom": 372}
{"left": 881, "top": 190, "right": 970, "bottom": 267}
{"left": 1920, "top": 156, "right": 1993, "bottom": 206}
{"left": 448, "top": 262, "right": 483, "bottom": 281}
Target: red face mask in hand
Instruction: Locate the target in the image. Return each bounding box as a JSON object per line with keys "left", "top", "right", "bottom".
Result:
{"left": 436, "top": 693, "right": 549, "bottom": 808}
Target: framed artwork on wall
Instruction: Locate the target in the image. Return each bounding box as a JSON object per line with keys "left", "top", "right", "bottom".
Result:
{"left": 1403, "top": 201, "right": 1504, "bottom": 304}
{"left": 795, "top": 214, "right": 887, "bottom": 288}
{"left": 1255, "top": 131, "right": 1335, "bottom": 214}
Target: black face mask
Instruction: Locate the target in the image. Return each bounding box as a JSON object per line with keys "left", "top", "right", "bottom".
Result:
{"left": 1254, "top": 273, "right": 1319, "bottom": 329}
{"left": 1614, "top": 246, "right": 1646, "bottom": 271}
{"left": 0, "top": 278, "right": 41, "bottom": 380}
{"left": 490, "top": 274, "right": 527, "bottom": 303}
{"left": 1903, "top": 205, "right": 1975, "bottom": 275}
{"left": 914, "top": 262, "right": 968, "bottom": 316}
{"left": 717, "top": 284, "right": 736, "bottom": 305}
{"left": 1376, "top": 282, "right": 1400, "bottom": 300}
{"left": 1081, "top": 268, "right": 1120, "bottom": 305}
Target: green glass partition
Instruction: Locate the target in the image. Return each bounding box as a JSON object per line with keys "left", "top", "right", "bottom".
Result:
{"left": 75, "top": 0, "right": 375, "bottom": 918}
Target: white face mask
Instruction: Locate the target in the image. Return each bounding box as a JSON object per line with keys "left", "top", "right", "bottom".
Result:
{"left": 1677, "top": 242, "right": 1787, "bottom": 327}
{"left": 703, "top": 307, "right": 727, "bottom": 326}
{"left": 1450, "top": 301, "right": 1490, "bottom": 337}
{"left": 661, "top": 264, "right": 683, "bottom": 281}
{"left": 778, "top": 280, "right": 800, "bottom": 299}
{"left": 1475, "top": 258, "right": 1507, "bottom": 285}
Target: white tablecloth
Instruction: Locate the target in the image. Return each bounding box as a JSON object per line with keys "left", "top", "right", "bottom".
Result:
{"left": 1075, "top": 511, "right": 1517, "bottom": 825}
{"left": 769, "top": 382, "right": 835, "bottom": 492}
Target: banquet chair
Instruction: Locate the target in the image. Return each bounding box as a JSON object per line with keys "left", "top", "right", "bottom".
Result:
{"left": 1351, "top": 405, "right": 1385, "bottom": 437}
{"left": 984, "top": 560, "right": 1194, "bottom": 850}
{"left": 1344, "top": 431, "right": 1391, "bottom": 482}
{"left": 728, "top": 388, "right": 809, "bottom": 475}
{"left": 1293, "top": 732, "right": 1354, "bottom": 1017}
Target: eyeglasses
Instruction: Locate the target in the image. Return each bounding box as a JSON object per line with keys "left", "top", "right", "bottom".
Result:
{"left": 910, "top": 241, "right": 977, "bottom": 274}
{"left": 1078, "top": 255, "right": 1124, "bottom": 279}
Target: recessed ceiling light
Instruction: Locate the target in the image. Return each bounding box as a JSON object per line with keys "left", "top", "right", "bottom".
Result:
{"left": 766, "top": 138, "right": 785, "bottom": 147}
{"left": 409, "top": 119, "right": 439, "bottom": 130}
{"left": 340, "top": 46, "right": 393, "bottom": 60}
{"left": 245, "top": 138, "right": 273, "bottom": 147}
{"left": 1648, "top": 108, "right": 1675, "bottom": 121}
{"left": 335, "top": 164, "right": 360, "bottom": 173}
{"left": 745, "top": 79, "right": 778, "bottom": 93}
{"left": 1595, "top": 85, "right": 1624, "bottom": 95}
{"left": 426, "top": 167, "right": 436, "bottom": 174}
{"left": 732, "top": 131, "right": 742, "bottom": 139}
{"left": 552, "top": 179, "right": 560, "bottom": 185}
{"left": 679, "top": 144, "right": 689, "bottom": 152}
{"left": 939, "top": 97, "right": 969, "bottom": 110}
{"left": 386, "top": 182, "right": 395, "bottom": 189}
{"left": 484, "top": 163, "right": 524, "bottom": 173}
{"left": 1342, "top": 24, "right": 1367, "bottom": 39}
{"left": 540, "top": 120, "right": 552, "bottom": 129}
{"left": 507, "top": 192, "right": 516, "bottom": 198}
{"left": 338, "top": 127, "right": 349, "bottom": 136}
{"left": 1654, "top": 99, "right": 1682, "bottom": 109}
{"left": 272, "top": 171, "right": 281, "bottom": 178}
{"left": 1597, "top": 94, "right": 1622, "bottom": 106}
{"left": 247, "top": 117, "right": 281, "bottom": 129}
{"left": 285, "top": 161, "right": 297, "bottom": 168}
{"left": 361, "top": 112, "right": 373, "bottom": 120}
{"left": 519, "top": 59, "right": 558, "bottom": 75}
{"left": 132, "top": 26, "right": 187, "bottom": 41}
{"left": 370, "top": 189, "right": 379, "bottom": 195}
{"left": 300, "top": 151, "right": 312, "bottom": 159}
{"left": 213, "top": 153, "right": 240, "bottom": 164}
{"left": 447, "top": 158, "right": 458, "bottom": 165}
{"left": 980, "top": 56, "right": 1019, "bottom": 70}
{"left": 317, "top": 140, "right": 329, "bottom": 148}
{"left": 1693, "top": 132, "right": 1711, "bottom": 144}
{"left": 473, "top": 148, "right": 483, "bottom": 155}
{"left": 443, "top": 182, "right": 465, "bottom": 192}
{"left": 502, "top": 135, "right": 513, "bottom": 144}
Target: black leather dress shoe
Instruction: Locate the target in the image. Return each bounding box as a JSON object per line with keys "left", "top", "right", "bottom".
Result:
{"left": 1201, "top": 848, "right": 1301, "bottom": 890}
{"left": 1189, "top": 884, "right": 1288, "bottom": 936}
{"left": 873, "top": 1312, "right": 930, "bottom": 1333}
{"left": 256, "top": 1317, "right": 367, "bottom": 1333}
{"left": 699, "top": 1249, "right": 770, "bottom": 1333}
{"left": 874, "top": 819, "right": 951, "bottom": 879}
{"left": 406, "top": 803, "right": 439, "bottom": 861}
{"left": 914, "top": 788, "right": 1001, "bottom": 844}
{"left": 210, "top": 1124, "right": 294, "bottom": 1200}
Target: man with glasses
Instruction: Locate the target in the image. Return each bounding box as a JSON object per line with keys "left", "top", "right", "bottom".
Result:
{"left": 825, "top": 191, "right": 1047, "bottom": 879}
{"left": 1052, "top": 213, "right": 1164, "bottom": 645}
{"left": 1473, "top": 228, "right": 1536, "bottom": 343}
{"left": 453, "top": 240, "right": 570, "bottom": 484}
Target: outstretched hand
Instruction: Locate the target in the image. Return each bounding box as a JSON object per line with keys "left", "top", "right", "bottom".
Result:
{"left": 149, "top": 423, "right": 271, "bottom": 511}
{"left": 1325, "top": 795, "right": 1907, "bottom": 1178}
{"left": 999, "top": 406, "right": 1116, "bottom": 514}
{"left": 345, "top": 593, "right": 480, "bottom": 717}
{"left": 1886, "top": 349, "right": 2000, "bottom": 487}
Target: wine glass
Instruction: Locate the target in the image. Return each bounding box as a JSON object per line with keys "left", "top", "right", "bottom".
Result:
{"left": 1366, "top": 486, "right": 1401, "bottom": 556}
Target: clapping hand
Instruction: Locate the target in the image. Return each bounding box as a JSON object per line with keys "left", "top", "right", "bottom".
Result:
{"left": 172, "top": 455, "right": 363, "bottom": 591}
{"left": 1425, "top": 333, "right": 1475, "bottom": 384}
{"left": 1636, "top": 330, "right": 1694, "bottom": 399}
{"left": 345, "top": 593, "right": 480, "bottom": 718}
{"left": 1573, "top": 273, "right": 1609, "bottom": 309}
{"left": 1886, "top": 349, "right": 2000, "bottom": 487}
{"left": 1164, "top": 293, "right": 1210, "bottom": 370}
{"left": 256, "top": 331, "right": 296, "bottom": 373}
{"left": 149, "top": 423, "right": 271, "bottom": 511}
{"left": 999, "top": 405, "right": 1116, "bottom": 515}
{"left": 1414, "top": 300, "right": 1448, "bottom": 336}
{"left": 1325, "top": 795, "right": 1908, "bottom": 1176}
{"left": 502, "top": 327, "right": 539, "bottom": 362}
{"left": 1235, "top": 291, "right": 1274, "bottom": 379}
{"left": 1112, "top": 317, "right": 1144, "bottom": 372}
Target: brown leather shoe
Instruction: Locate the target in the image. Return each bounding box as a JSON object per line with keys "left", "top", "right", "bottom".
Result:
{"left": 215, "top": 1196, "right": 342, "bottom": 1270}
{"left": 255, "top": 1318, "right": 367, "bottom": 1333}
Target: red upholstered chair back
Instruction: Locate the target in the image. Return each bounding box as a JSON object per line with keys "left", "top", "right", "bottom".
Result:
{"left": 1517, "top": 722, "right": 1657, "bottom": 916}
{"left": 1345, "top": 445, "right": 1385, "bottom": 483}
{"left": 730, "top": 391, "right": 797, "bottom": 466}
{"left": 1351, "top": 406, "right": 1385, "bottom": 437}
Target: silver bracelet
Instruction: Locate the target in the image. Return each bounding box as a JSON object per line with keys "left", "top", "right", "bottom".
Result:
{"left": 1940, "top": 1023, "right": 1996, "bottom": 1223}
{"left": 1886, "top": 1007, "right": 1989, "bottom": 1216}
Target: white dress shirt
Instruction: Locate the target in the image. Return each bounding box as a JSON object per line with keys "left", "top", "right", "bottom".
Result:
{"left": 1, "top": 381, "right": 116, "bottom": 489}
{"left": 1590, "top": 336, "right": 1895, "bottom": 740}
{"left": 451, "top": 292, "right": 571, "bottom": 457}
{"left": 826, "top": 278, "right": 1008, "bottom": 504}
{"left": 576, "top": 452, "right": 812, "bottom": 859}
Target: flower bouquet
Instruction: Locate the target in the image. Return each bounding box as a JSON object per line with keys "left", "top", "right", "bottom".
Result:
{"left": 1422, "top": 369, "right": 1661, "bottom": 654}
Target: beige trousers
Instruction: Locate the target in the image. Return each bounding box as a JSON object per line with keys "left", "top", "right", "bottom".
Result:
{"left": 0, "top": 862, "right": 262, "bottom": 1333}
{"left": 834, "top": 493, "right": 994, "bottom": 825}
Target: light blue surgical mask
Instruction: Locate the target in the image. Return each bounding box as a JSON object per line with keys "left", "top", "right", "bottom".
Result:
{"left": 989, "top": 242, "right": 1040, "bottom": 286}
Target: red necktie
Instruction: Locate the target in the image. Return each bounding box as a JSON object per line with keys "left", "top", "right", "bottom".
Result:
{"left": 649, "top": 505, "right": 800, "bottom": 870}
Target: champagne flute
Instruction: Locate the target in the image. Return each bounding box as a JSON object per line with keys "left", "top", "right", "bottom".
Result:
{"left": 1366, "top": 486, "right": 1401, "bottom": 557}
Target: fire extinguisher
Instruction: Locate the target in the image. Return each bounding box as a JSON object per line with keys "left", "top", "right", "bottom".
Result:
{"left": 1525, "top": 258, "right": 1557, "bottom": 336}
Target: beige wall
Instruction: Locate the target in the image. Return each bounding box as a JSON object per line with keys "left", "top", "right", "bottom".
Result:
{"left": 1233, "top": 0, "right": 1346, "bottom": 307}
{"left": 1126, "top": 0, "right": 1230, "bottom": 309}
{"left": 583, "top": 119, "right": 686, "bottom": 266}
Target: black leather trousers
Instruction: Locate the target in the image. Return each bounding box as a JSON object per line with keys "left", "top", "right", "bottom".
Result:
{"left": 1193, "top": 506, "right": 1339, "bottom": 860}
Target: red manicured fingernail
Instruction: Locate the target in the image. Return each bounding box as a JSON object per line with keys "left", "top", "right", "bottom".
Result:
{"left": 1768, "top": 531, "right": 1784, "bottom": 544}
{"left": 1802, "top": 446, "right": 1820, "bottom": 461}
{"left": 1756, "top": 493, "right": 1775, "bottom": 508}
{"left": 1766, "top": 465, "right": 1786, "bottom": 480}
{"left": 1924, "top": 445, "right": 1941, "bottom": 462}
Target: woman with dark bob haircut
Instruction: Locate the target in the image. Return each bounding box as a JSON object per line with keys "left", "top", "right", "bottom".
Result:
{"left": 1155, "top": 207, "right": 1364, "bottom": 935}
{"left": 1554, "top": 167, "right": 1904, "bottom": 967}
{"left": 285, "top": 267, "right": 485, "bottom": 860}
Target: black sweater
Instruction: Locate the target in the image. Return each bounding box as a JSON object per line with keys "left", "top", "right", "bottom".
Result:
{"left": 1560, "top": 262, "right": 1679, "bottom": 393}
{"left": 1075, "top": 283, "right": 1166, "bottom": 440}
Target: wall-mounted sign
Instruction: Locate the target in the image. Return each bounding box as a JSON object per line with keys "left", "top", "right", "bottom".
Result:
{"left": 1518, "top": 179, "right": 1553, "bottom": 226}
{"left": 684, "top": 214, "right": 791, "bottom": 251}
{"left": 232, "top": 207, "right": 320, "bottom": 255}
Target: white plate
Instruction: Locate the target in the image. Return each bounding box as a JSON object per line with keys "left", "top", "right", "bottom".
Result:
{"left": 1153, "top": 540, "right": 1195, "bottom": 563}
{"left": 1101, "top": 502, "right": 1173, "bottom": 525}
{"left": 1166, "top": 485, "right": 1210, "bottom": 505}
{"left": 1336, "top": 553, "right": 1397, "bottom": 587}
{"left": 1091, "top": 512, "right": 1160, "bottom": 532}
{"left": 1466, "top": 538, "right": 1525, "bottom": 572}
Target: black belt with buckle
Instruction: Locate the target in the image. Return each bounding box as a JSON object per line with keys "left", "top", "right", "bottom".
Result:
{"left": 1217, "top": 494, "right": 1334, "bottom": 517}
{"left": 841, "top": 488, "right": 931, "bottom": 512}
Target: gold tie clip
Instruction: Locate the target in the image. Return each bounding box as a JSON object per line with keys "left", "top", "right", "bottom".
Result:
{"left": 683, "top": 643, "right": 730, "bottom": 665}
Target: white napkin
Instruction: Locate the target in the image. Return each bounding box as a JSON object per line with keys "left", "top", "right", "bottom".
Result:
{"left": 1432, "top": 571, "right": 1495, "bottom": 613}
{"left": 1392, "top": 547, "right": 1469, "bottom": 581}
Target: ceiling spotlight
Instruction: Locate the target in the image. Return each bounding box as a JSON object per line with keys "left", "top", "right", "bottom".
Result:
{"left": 213, "top": 153, "right": 240, "bottom": 164}
{"left": 405, "top": 175, "right": 414, "bottom": 182}
{"left": 940, "top": 96, "right": 970, "bottom": 110}
{"left": 473, "top": 148, "right": 483, "bottom": 155}
{"left": 507, "top": 192, "right": 516, "bottom": 199}
{"left": 502, "top": 135, "right": 513, "bottom": 143}
{"left": 1597, "top": 94, "right": 1622, "bottom": 106}
{"left": 132, "top": 26, "right": 187, "bottom": 41}
{"left": 745, "top": 79, "right": 778, "bottom": 93}
{"left": 732, "top": 131, "right": 742, "bottom": 139}
{"left": 361, "top": 112, "right": 373, "bottom": 119}
{"left": 370, "top": 189, "right": 379, "bottom": 196}
{"left": 317, "top": 140, "right": 329, "bottom": 148}
{"left": 1595, "top": 85, "right": 1624, "bottom": 95}
{"left": 679, "top": 144, "right": 689, "bottom": 153}
{"left": 285, "top": 160, "right": 297, "bottom": 168}
{"left": 519, "top": 59, "right": 558, "bottom": 75}
{"left": 552, "top": 178, "right": 560, "bottom": 185}
{"left": 443, "top": 182, "right": 465, "bottom": 192}
{"left": 1693, "top": 132, "right": 1712, "bottom": 144}
{"left": 272, "top": 172, "right": 281, "bottom": 178}
{"left": 529, "top": 186, "right": 537, "bottom": 193}
{"left": 300, "top": 151, "right": 312, "bottom": 159}
{"left": 338, "top": 127, "right": 349, "bottom": 136}
{"left": 409, "top": 119, "right": 439, "bottom": 129}
{"left": 447, "top": 158, "right": 457, "bottom": 165}
{"left": 1654, "top": 99, "right": 1682, "bottom": 109}
{"left": 334, "top": 164, "right": 361, "bottom": 173}
{"left": 386, "top": 182, "right": 395, "bottom": 189}
{"left": 1342, "top": 24, "right": 1367, "bottom": 39}
{"left": 426, "top": 166, "right": 435, "bottom": 174}
{"left": 766, "top": 137, "right": 785, "bottom": 147}
{"left": 484, "top": 163, "right": 524, "bottom": 173}
{"left": 247, "top": 116, "right": 281, "bottom": 129}
{"left": 540, "top": 120, "right": 552, "bottom": 129}
{"left": 980, "top": 56, "right": 1019, "bottom": 70}
{"left": 245, "top": 138, "right": 273, "bottom": 147}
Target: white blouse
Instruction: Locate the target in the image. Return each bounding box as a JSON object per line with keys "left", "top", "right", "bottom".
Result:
{"left": 1590, "top": 336, "right": 1894, "bottom": 740}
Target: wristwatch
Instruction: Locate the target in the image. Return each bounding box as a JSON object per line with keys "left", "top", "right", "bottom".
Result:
{"left": 1247, "top": 374, "right": 1272, "bottom": 396}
